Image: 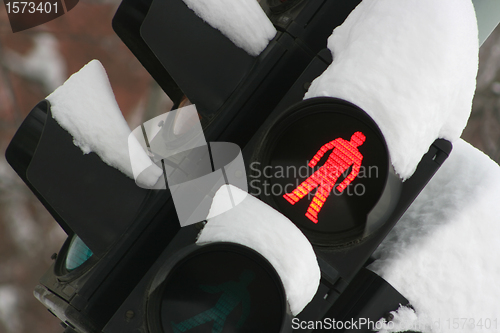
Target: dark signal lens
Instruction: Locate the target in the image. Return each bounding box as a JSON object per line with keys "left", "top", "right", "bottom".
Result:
{"left": 149, "top": 244, "right": 287, "bottom": 333}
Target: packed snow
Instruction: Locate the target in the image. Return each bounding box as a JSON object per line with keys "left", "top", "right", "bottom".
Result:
{"left": 369, "top": 139, "right": 500, "bottom": 333}
{"left": 182, "top": 0, "right": 276, "bottom": 56}
{"left": 46, "top": 60, "right": 163, "bottom": 187}
{"left": 197, "top": 185, "right": 320, "bottom": 316}
{"left": 305, "top": 0, "right": 479, "bottom": 180}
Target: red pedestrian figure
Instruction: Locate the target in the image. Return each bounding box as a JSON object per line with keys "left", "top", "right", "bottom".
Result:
{"left": 283, "top": 132, "right": 366, "bottom": 223}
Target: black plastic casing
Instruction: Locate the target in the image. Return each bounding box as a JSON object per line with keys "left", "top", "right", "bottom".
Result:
{"left": 6, "top": 100, "right": 181, "bottom": 333}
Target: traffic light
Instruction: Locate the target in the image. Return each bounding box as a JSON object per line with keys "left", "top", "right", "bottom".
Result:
{"left": 101, "top": 192, "right": 322, "bottom": 333}
{"left": 5, "top": 0, "right": 455, "bottom": 332}
{"left": 5, "top": 98, "right": 181, "bottom": 333}
{"left": 248, "top": 97, "right": 394, "bottom": 246}
{"left": 108, "top": 0, "right": 452, "bottom": 329}
{"left": 145, "top": 242, "right": 290, "bottom": 333}
{"left": 241, "top": 50, "right": 452, "bottom": 325}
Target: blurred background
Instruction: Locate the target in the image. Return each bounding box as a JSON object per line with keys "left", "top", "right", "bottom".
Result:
{"left": 0, "top": 1, "right": 499, "bottom": 332}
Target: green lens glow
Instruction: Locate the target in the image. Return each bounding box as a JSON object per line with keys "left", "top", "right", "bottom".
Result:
{"left": 65, "top": 236, "right": 93, "bottom": 271}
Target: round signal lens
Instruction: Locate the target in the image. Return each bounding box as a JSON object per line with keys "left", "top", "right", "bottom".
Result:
{"left": 254, "top": 98, "right": 389, "bottom": 246}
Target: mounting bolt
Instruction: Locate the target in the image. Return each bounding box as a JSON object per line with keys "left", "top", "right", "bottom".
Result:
{"left": 125, "top": 310, "right": 135, "bottom": 320}
{"left": 125, "top": 310, "right": 135, "bottom": 319}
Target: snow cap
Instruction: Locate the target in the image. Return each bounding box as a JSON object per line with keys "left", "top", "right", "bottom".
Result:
{"left": 306, "top": 0, "right": 479, "bottom": 179}
{"left": 370, "top": 139, "right": 500, "bottom": 332}
{"left": 197, "top": 185, "right": 321, "bottom": 315}
{"left": 182, "top": 0, "right": 276, "bottom": 56}
{"left": 46, "top": 60, "right": 163, "bottom": 187}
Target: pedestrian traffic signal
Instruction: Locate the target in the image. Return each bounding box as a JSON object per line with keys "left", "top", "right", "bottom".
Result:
{"left": 146, "top": 243, "right": 289, "bottom": 333}
{"left": 252, "top": 98, "right": 392, "bottom": 246}
{"left": 6, "top": 99, "right": 180, "bottom": 333}
{"left": 243, "top": 62, "right": 452, "bottom": 324}
{"left": 5, "top": 0, "right": 455, "bottom": 332}
{"left": 101, "top": 221, "right": 300, "bottom": 333}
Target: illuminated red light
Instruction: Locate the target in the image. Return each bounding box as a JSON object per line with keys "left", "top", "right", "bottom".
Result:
{"left": 283, "top": 132, "right": 366, "bottom": 223}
